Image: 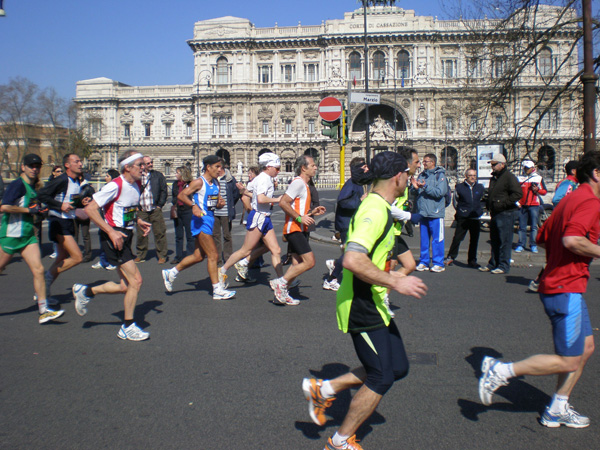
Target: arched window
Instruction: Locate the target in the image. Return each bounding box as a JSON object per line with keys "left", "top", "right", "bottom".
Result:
{"left": 397, "top": 50, "right": 410, "bottom": 79}
{"left": 441, "top": 146, "right": 458, "bottom": 179}
{"left": 216, "top": 149, "right": 231, "bottom": 168}
{"left": 285, "top": 160, "right": 293, "bottom": 173}
{"left": 373, "top": 51, "right": 386, "bottom": 81}
{"left": 164, "top": 162, "right": 171, "bottom": 177}
{"left": 537, "top": 48, "right": 553, "bottom": 77}
{"left": 537, "top": 145, "right": 555, "bottom": 180}
{"left": 216, "top": 56, "right": 228, "bottom": 84}
{"left": 349, "top": 52, "right": 362, "bottom": 81}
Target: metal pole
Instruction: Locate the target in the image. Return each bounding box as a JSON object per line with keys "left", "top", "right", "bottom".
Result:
{"left": 582, "top": 0, "right": 597, "bottom": 152}
{"left": 363, "top": 1, "right": 371, "bottom": 163}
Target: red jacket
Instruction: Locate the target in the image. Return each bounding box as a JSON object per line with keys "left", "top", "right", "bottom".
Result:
{"left": 518, "top": 171, "right": 547, "bottom": 206}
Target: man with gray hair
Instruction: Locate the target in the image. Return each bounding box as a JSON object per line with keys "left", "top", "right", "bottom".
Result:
{"left": 273, "top": 155, "right": 326, "bottom": 305}
{"left": 72, "top": 150, "right": 152, "bottom": 341}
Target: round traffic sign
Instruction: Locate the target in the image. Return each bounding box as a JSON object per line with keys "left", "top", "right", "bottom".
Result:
{"left": 318, "top": 97, "right": 342, "bottom": 122}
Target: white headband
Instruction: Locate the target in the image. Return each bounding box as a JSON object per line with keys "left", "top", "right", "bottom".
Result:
{"left": 120, "top": 153, "right": 144, "bottom": 168}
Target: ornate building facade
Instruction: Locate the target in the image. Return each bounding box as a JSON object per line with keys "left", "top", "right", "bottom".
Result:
{"left": 75, "top": 4, "right": 583, "bottom": 183}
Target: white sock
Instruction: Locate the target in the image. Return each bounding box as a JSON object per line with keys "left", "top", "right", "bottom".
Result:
{"left": 240, "top": 258, "right": 249, "bottom": 267}
{"left": 279, "top": 277, "right": 288, "bottom": 287}
{"left": 213, "top": 283, "right": 221, "bottom": 292}
{"left": 171, "top": 267, "right": 179, "bottom": 277}
{"left": 332, "top": 432, "right": 350, "bottom": 447}
{"left": 220, "top": 267, "right": 227, "bottom": 274}
{"left": 548, "top": 393, "right": 569, "bottom": 414}
{"left": 494, "top": 362, "right": 515, "bottom": 379}
{"left": 321, "top": 380, "right": 336, "bottom": 398}
{"left": 37, "top": 298, "right": 48, "bottom": 314}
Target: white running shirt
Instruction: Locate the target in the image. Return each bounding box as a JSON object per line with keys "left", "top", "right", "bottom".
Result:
{"left": 93, "top": 176, "right": 141, "bottom": 229}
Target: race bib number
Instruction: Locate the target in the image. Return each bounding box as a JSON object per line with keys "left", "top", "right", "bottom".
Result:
{"left": 207, "top": 195, "right": 218, "bottom": 211}
{"left": 123, "top": 206, "right": 137, "bottom": 227}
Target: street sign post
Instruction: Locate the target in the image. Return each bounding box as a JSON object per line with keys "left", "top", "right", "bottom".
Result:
{"left": 318, "top": 97, "right": 343, "bottom": 122}
{"left": 350, "top": 92, "right": 381, "bottom": 105}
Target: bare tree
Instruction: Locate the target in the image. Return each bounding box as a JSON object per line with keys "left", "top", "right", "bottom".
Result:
{"left": 445, "top": 0, "right": 599, "bottom": 172}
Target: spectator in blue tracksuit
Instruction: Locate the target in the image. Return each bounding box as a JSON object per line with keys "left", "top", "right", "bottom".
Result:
{"left": 412, "top": 153, "right": 448, "bottom": 272}
{"left": 322, "top": 157, "right": 373, "bottom": 291}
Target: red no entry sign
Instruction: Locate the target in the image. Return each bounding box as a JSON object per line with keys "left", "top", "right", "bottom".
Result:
{"left": 318, "top": 97, "right": 342, "bottom": 122}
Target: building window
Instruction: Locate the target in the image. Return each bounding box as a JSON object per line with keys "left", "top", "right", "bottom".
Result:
{"left": 373, "top": 50, "right": 386, "bottom": 81}
{"left": 284, "top": 119, "right": 292, "bottom": 134}
{"left": 164, "top": 162, "right": 171, "bottom": 176}
{"left": 492, "top": 57, "right": 506, "bottom": 78}
{"left": 308, "top": 119, "right": 315, "bottom": 134}
{"left": 469, "top": 117, "right": 478, "bottom": 132}
{"left": 186, "top": 123, "right": 193, "bottom": 136}
{"left": 258, "top": 65, "right": 272, "bottom": 84}
{"left": 123, "top": 124, "right": 130, "bottom": 137}
{"left": 213, "top": 117, "right": 218, "bottom": 135}
{"left": 445, "top": 117, "right": 454, "bottom": 132}
{"left": 144, "top": 124, "right": 151, "bottom": 137}
{"left": 349, "top": 52, "right": 362, "bottom": 81}
{"left": 216, "top": 56, "right": 228, "bottom": 84}
{"left": 305, "top": 63, "right": 318, "bottom": 81}
{"left": 90, "top": 121, "right": 101, "bottom": 139}
{"left": 281, "top": 64, "right": 295, "bottom": 82}
{"left": 262, "top": 120, "right": 269, "bottom": 134}
{"left": 539, "top": 110, "right": 559, "bottom": 130}
{"left": 537, "top": 48, "right": 553, "bottom": 77}
{"left": 397, "top": 50, "right": 410, "bottom": 79}
{"left": 467, "top": 57, "right": 483, "bottom": 79}
{"left": 442, "top": 59, "right": 456, "bottom": 79}
{"left": 164, "top": 123, "right": 171, "bottom": 137}
{"left": 495, "top": 115, "right": 503, "bottom": 131}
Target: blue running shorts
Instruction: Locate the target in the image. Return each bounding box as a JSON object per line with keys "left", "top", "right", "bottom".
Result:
{"left": 246, "top": 210, "right": 273, "bottom": 236}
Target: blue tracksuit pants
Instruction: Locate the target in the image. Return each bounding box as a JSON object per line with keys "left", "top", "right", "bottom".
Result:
{"left": 419, "top": 217, "right": 445, "bottom": 267}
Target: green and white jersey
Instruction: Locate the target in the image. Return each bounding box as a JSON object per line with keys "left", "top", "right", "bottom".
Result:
{"left": 0, "top": 177, "right": 37, "bottom": 240}
{"left": 336, "top": 192, "right": 394, "bottom": 333}
{"left": 392, "top": 190, "right": 409, "bottom": 236}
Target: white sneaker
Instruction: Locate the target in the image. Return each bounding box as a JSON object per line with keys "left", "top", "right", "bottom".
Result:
{"left": 91, "top": 262, "right": 103, "bottom": 269}
{"left": 326, "top": 259, "right": 336, "bottom": 276}
{"left": 322, "top": 279, "right": 340, "bottom": 291}
{"left": 383, "top": 294, "right": 395, "bottom": 318}
{"left": 416, "top": 263, "right": 429, "bottom": 272}
{"left": 213, "top": 286, "right": 236, "bottom": 300}
{"left": 106, "top": 264, "right": 117, "bottom": 270}
{"left": 282, "top": 291, "right": 300, "bottom": 306}
{"left": 117, "top": 323, "right": 150, "bottom": 341}
{"left": 431, "top": 265, "right": 445, "bottom": 273}
{"left": 270, "top": 278, "right": 288, "bottom": 305}
{"left": 72, "top": 284, "right": 91, "bottom": 316}
{"left": 162, "top": 269, "right": 176, "bottom": 292}
{"left": 49, "top": 252, "right": 57, "bottom": 259}
{"left": 39, "top": 308, "right": 64, "bottom": 324}
{"left": 478, "top": 356, "right": 509, "bottom": 406}
{"left": 528, "top": 280, "right": 539, "bottom": 292}
{"left": 234, "top": 261, "right": 249, "bottom": 280}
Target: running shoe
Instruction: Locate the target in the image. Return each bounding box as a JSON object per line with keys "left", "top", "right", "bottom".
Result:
{"left": 162, "top": 268, "right": 175, "bottom": 292}
{"left": 514, "top": 245, "right": 524, "bottom": 253}
{"left": 479, "top": 356, "right": 509, "bottom": 406}
{"left": 322, "top": 279, "right": 340, "bottom": 291}
{"left": 491, "top": 268, "right": 505, "bottom": 274}
{"left": 234, "top": 261, "right": 249, "bottom": 280}
{"left": 531, "top": 245, "right": 539, "bottom": 254}
{"left": 72, "top": 284, "right": 91, "bottom": 316}
{"left": 38, "top": 308, "right": 64, "bottom": 324}
{"left": 326, "top": 259, "right": 336, "bottom": 276}
{"left": 444, "top": 257, "right": 454, "bottom": 266}
{"left": 218, "top": 270, "right": 229, "bottom": 289}
{"left": 49, "top": 252, "right": 57, "bottom": 259}
{"left": 283, "top": 291, "right": 300, "bottom": 306}
{"left": 91, "top": 261, "right": 104, "bottom": 269}
{"left": 416, "top": 263, "right": 429, "bottom": 272}
{"left": 106, "top": 264, "right": 117, "bottom": 271}
{"left": 539, "top": 405, "right": 590, "bottom": 428}
{"left": 478, "top": 266, "right": 491, "bottom": 272}
{"left": 324, "top": 435, "right": 363, "bottom": 450}
{"left": 528, "top": 280, "right": 539, "bottom": 292}
{"left": 270, "top": 278, "right": 288, "bottom": 305}
{"left": 117, "top": 323, "right": 150, "bottom": 341}
{"left": 302, "top": 378, "right": 335, "bottom": 426}
{"left": 383, "top": 294, "right": 395, "bottom": 318}
{"left": 213, "top": 286, "right": 236, "bottom": 300}
{"left": 431, "top": 265, "right": 445, "bottom": 273}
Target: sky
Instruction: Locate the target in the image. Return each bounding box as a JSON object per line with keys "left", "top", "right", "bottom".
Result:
{"left": 0, "top": 0, "right": 448, "bottom": 101}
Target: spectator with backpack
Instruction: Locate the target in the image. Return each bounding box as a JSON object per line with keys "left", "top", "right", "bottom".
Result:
{"left": 412, "top": 153, "right": 449, "bottom": 273}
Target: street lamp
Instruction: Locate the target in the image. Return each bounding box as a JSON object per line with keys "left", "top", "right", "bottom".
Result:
{"left": 195, "top": 70, "right": 212, "bottom": 175}
{"left": 0, "top": 0, "right": 6, "bottom": 17}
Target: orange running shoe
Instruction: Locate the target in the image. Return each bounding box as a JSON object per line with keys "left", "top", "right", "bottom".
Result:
{"left": 324, "top": 435, "right": 363, "bottom": 450}
{"left": 302, "top": 378, "right": 335, "bottom": 426}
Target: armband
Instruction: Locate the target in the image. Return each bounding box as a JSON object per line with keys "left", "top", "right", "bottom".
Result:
{"left": 295, "top": 216, "right": 302, "bottom": 223}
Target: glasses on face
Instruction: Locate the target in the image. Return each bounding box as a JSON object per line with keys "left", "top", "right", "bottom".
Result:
{"left": 54, "top": 169, "right": 62, "bottom": 173}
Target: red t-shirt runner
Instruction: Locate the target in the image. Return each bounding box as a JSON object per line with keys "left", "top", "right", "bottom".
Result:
{"left": 537, "top": 183, "right": 600, "bottom": 294}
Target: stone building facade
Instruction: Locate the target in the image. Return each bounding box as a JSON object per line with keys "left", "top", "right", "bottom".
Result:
{"left": 75, "top": 4, "right": 583, "bottom": 184}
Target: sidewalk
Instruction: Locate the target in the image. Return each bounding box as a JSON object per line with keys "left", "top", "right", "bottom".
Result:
{"left": 311, "top": 216, "right": 546, "bottom": 268}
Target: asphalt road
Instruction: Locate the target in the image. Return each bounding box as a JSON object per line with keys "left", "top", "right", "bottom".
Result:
{"left": 1, "top": 190, "right": 599, "bottom": 449}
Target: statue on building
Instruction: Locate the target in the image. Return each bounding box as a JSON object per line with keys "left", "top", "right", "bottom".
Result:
{"left": 237, "top": 160, "right": 243, "bottom": 175}
{"left": 370, "top": 115, "right": 395, "bottom": 141}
